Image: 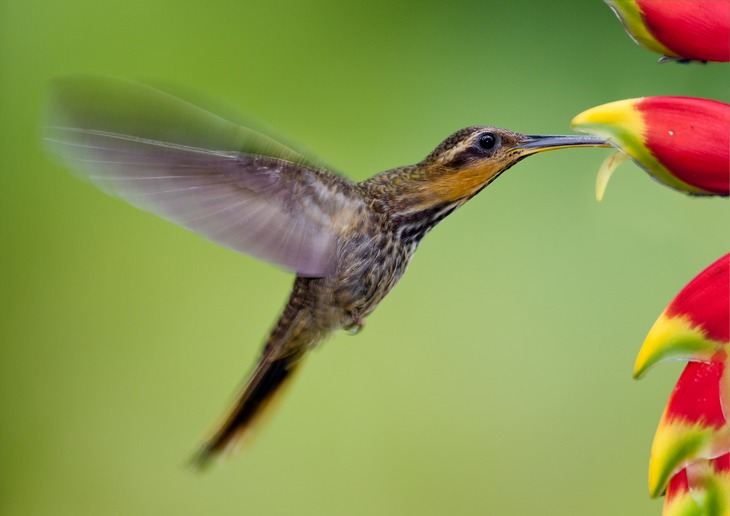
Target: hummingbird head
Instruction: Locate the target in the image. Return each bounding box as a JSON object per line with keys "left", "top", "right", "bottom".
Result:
{"left": 414, "top": 126, "right": 609, "bottom": 205}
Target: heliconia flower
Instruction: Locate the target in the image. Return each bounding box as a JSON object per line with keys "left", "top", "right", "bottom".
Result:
{"left": 571, "top": 97, "right": 730, "bottom": 199}
{"left": 663, "top": 455, "right": 730, "bottom": 515}
{"left": 647, "top": 361, "right": 730, "bottom": 499}
{"left": 634, "top": 254, "right": 729, "bottom": 378}
{"left": 604, "top": 0, "right": 730, "bottom": 62}
{"left": 633, "top": 254, "right": 730, "bottom": 508}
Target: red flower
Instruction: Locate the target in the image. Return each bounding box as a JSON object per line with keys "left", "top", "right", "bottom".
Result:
{"left": 634, "top": 255, "right": 730, "bottom": 513}
{"left": 605, "top": 0, "right": 730, "bottom": 62}
{"left": 572, "top": 97, "right": 730, "bottom": 198}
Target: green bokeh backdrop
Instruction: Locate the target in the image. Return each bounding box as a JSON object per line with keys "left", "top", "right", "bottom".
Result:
{"left": 2, "top": 1, "right": 728, "bottom": 515}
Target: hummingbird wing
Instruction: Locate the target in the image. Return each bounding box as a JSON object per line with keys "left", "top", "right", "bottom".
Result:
{"left": 44, "top": 76, "right": 352, "bottom": 277}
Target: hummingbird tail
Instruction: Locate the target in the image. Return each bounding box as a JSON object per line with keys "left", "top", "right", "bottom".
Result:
{"left": 191, "top": 352, "right": 302, "bottom": 470}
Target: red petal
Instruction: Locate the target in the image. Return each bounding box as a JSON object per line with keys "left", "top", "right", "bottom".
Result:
{"left": 637, "top": 0, "right": 730, "bottom": 62}
{"left": 665, "top": 467, "right": 689, "bottom": 501}
{"left": 665, "top": 361, "right": 726, "bottom": 428}
{"left": 717, "top": 453, "right": 730, "bottom": 473}
{"left": 664, "top": 254, "right": 730, "bottom": 344}
{"left": 638, "top": 97, "right": 730, "bottom": 195}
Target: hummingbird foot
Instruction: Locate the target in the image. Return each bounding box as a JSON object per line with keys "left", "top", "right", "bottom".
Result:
{"left": 344, "top": 310, "right": 364, "bottom": 335}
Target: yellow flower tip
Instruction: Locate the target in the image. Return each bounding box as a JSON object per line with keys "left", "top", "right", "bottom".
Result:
{"left": 570, "top": 98, "right": 644, "bottom": 139}
{"left": 571, "top": 99, "right": 647, "bottom": 201}
{"left": 647, "top": 422, "right": 717, "bottom": 499}
{"left": 649, "top": 417, "right": 730, "bottom": 499}
{"left": 633, "top": 314, "right": 719, "bottom": 379}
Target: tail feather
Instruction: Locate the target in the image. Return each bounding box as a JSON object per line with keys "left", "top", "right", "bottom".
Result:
{"left": 192, "top": 354, "right": 301, "bottom": 469}
{"left": 193, "top": 281, "right": 316, "bottom": 469}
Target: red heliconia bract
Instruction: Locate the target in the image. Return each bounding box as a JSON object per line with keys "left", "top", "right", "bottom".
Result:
{"left": 662, "top": 253, "right": 730, "bottom": 345}
{"left": 664, "top": 361, "right": 725, "bottom": 430}
{"left": 638, "top": 0, "right": 730, "bottom": 62}
{"left": 637, "top": 255, "right": 730, "bottom": 509}
{"left": 639, "top": 97, "right": 730, "bottom": 196}
{"left": 571, "top": 97, "right": 730, "bottom": 197}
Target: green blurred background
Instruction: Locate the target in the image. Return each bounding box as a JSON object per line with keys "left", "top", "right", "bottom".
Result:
{"left": 2, "top": 1, "right": 728, "bottom": 514}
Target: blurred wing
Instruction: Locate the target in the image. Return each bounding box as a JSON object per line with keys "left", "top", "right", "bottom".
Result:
{"left": 44, "top": 76, "right": 351, "bottom": 277}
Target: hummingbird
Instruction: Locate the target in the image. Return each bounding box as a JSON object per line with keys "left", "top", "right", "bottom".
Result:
{"left": 44, "top": 76, "right": 608, "bottom": 468}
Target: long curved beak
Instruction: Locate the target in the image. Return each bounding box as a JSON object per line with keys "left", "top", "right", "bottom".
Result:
{"left": 516, "top": 134, "right": 610, "bottom": 156}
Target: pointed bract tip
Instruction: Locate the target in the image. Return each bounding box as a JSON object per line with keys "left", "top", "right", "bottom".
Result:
{"left": 570, "top": 98, "right": 644, "bottom": 136}
{"left": 634, "top": 313, "right": 722, "bottom": 379}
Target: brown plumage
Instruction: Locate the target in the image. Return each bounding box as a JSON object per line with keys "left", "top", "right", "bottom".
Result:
{"left": 44, "top": 76, "right": 608, "bottom": 468}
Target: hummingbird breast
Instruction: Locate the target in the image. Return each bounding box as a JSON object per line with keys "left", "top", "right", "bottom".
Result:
{"left": 335, "top": 225, "right": 415, "bottom": 324}
{"left": 283, "top": 169, "right": 460, "bottom": 348}
{"left": 288, "top": 203, "right": 416, "bottom": 344}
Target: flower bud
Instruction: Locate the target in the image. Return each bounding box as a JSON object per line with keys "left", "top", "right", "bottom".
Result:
{"left": 605, "top": 0, "right": 730, "bottom": 62}
{"left": 572, "top": 97, "right": 730, "bottom": 197}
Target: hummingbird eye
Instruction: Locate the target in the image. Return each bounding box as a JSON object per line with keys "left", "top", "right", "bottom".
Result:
{"left": 477, "top": 132, "right": 498, "bottom": 151}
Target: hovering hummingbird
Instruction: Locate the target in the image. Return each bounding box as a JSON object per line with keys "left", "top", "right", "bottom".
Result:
{"left": 44, "top": 76, "right": 608, "bottom": 468}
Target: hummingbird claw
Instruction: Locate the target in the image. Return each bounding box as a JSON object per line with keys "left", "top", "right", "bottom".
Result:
{"left": 345, "top": 311, "right": 364, "bottom": 335}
